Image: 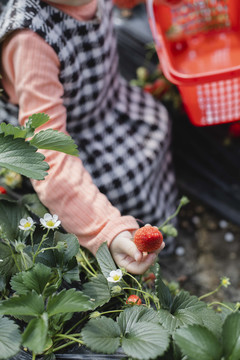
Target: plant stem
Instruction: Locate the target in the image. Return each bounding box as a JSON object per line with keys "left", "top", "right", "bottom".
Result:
{"left": 207, "top": 301, "right": 234, "bottom": 312}
{"left": 30, "top": 230, "right": 34, "bottom": 249}
{"left": 6, "top": 240, "right": 21, "bottom": 271}
{"left": 65, "top": 314, "right": 89, "bottom": 335}
{"left": 80, "top": 262, "right": 96, "bottom": 277}
{"left": 198, "top": 285, "right": 221, "bottom": 300}
{"left": 124, "top": 273, "right": 150, "bottom": 306}
{"left": 32, "top": 353, "right": 36, "bottom": 360}
{"left": 123, "top": 287, "right": 152, "bottom": 306}
{"left": 55, "top": 334, "right": 84, "bottom": 344}
{"left": 158, "top": 201, "right": 183, "bottom": 229}
{"left": 33, "top": 229, "right": 49, "bottom": 263}
{"left": 20, "top": 250, "right": 28, "bottom": 270}
{"left": 99, "top": 309, "right": 123, "bottom": 316}
{"left": 49, "top": 340, "right": 76, "bottom": 353}
{"left": 79, "top": 249, "right": 97, "bottom": 275}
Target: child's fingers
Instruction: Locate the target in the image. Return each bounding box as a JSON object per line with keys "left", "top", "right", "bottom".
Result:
{"left": 124, "top": 252, "right": 157, "bottom": 274}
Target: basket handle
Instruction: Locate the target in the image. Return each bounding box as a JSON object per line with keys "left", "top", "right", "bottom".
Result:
{"left": 147, "top": 0, "right": 162, "bottom": 50}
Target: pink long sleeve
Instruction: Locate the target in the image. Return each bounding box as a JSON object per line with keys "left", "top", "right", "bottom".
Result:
{"left": 1, "top": 30, "right": 139, "bottom": 255}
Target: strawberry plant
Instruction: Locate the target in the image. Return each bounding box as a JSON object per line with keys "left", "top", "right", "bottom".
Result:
{"left": 0, "top": 113, "right": 240, "bottom": 360}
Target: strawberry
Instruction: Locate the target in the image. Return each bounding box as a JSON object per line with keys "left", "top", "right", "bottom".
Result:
{"left": 0, "top": 186, "right": 7, "bottom": 194}
{"left": 113, "top": 0, "right": 141, "bottom": 9}
{"left": 159, "top": 0, "right": 183, "bottom": 5}
{"left": 126, "top": 294, "right": 142, "bottom": 305}
{"left": 143, "top": 272, "right": 156, "bottom": 282}
{"left": 229, "top": 122, "right": 240, "bottom": 138}
{"left": 134, "top": 225, "right": 163, "bottom": 252}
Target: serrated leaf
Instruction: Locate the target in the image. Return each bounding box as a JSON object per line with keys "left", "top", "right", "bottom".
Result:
{"left": 21, "top": 193, "right": 48, "bottom": 218}
{"left": 27, "top": 113, "right": 50, "bottom": 129}
{"left": 62, "top": 265, "right": 80, "bottom": 283}
{"left": 0, "top": 199, "right": 28, "bottom": 241}
{"left": 96, "top": 242, "right": 117, "bottom": 279}
{"left": 196, "top": 307, "right": 222, "bottom": 338}
{"left": 47, "top": 288, "right": 94, "bottom": 316}
{"left": 118, "top": 306, "right": 159, "bottom": 335}
{"left": 0, "top": 134, "right": 49, "bottom": 179}
{"left": 82, "top": 274, "right": 111, "bottom": 309}
{"left": 22, "top": 312, "right": 48, "bottom": 354}
{"left": 10, "top": 263, "right": 52, "bottom": 295}
{"left": 174, "top": 325, "right": 222, "bottom": 360}
{"left": 158, "top": 308, "right": 203, "bottom": 334}
{"left": 30, "top": 129, "right": 78, "bottom": 156}
{"left": 54, "top": 232, "right": 80, "bottom": 263}
{"left": 81, "top": 317, "right": 121, "bottom": 354}
{"left": 0, "top": 291, "right": 44, "bottom": 316}
{"left": 222, "top": 312, "right": 240, "bottom": 360}
{"left": 0, "top": 316, "right": 21, "bottom": 359}
{"left": 170, "top": 290, "right": 205, "bottom": 313}
{"left": 122, "top": 321, "right": 169, "bottom": 360}
{"left": 155, "top": 263, "right": 172, "bottom": 310}
{"left": 0, "top": 122, "right": 27, "bottom": 138}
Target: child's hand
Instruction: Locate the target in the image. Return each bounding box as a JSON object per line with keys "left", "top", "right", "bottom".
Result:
{"left": 109, "top": 231, "right": 165, "bottom": 274}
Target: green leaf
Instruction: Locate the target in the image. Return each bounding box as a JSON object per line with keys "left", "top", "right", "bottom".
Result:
{"left": 0, "top": 199, "right": 28, "bottom": 241}
{"left": 118, "top": 306, "right": 159, "bottom": 335}
{"left": 0, "top": 242, "right": 33, "bottom": 279}
{"left": 81, "top": 317, "right": 121, "bottom": 354}
{"left": 222, "top": 312, "right": 240, "bottom": 360}
{"left": 0, "top": 291, "right": 44, "bottom": 316}
{"left": 0, "top": 122, "right": 27, "bottom": 139}
{"left": 21, "top": 193, "right": 48, "bottom": 218}
{"left": 27, "top": 113, "right": 50, "bottom": 129}
{"left": 197, "top": 307, "right": 222, "bottom": 338}
{"left": 0, "top": 316, "right": 21, "bottom": 359}
{"left": 30, "top": 129, "right": 78, "bottom": 156}
{"left": 96, "top": 242, "right": 117, "bottom": 279}
{"left": 47, "top": 288, "right": 94, "bottom": 316}
{"left": 155, "top": 263, "right": 172, "bottom": 310}
{"left": 0, "top": 134, "right": 49, "bottom": 180}
{"left": 10, "top": 263, "right": 52, "bottom": 295}
{"left": 62, "top": 265, "right": 80, "bottom": 283}
{"left": 122, "top": 321, "right": 169, "bottom": 360}
{"left": 22, "top": 312, "right": 48, "bottom": 354}
{"left": 170, "top": 290, "right": 204, "bottom": 313}
{"left": 174, "top": 325, "right": 222, "bottom": 360}
{"left": 82, "top": 274, "right": 111, "bottom": 309}
{"left": 54, "top": 232, "right": 80, "bottom": 263}
{"left": 158, "top": 308, "right": 203, "bottom": 334}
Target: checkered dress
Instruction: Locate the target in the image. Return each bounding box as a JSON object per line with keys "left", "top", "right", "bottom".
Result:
{"left": 0, "top": 0, "right": 177, "bottom": 227}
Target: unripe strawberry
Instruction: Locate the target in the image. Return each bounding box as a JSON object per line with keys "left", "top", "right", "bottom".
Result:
{"left": 134, "top": 225, "right": 163, "bottom": 252}
{"left": 126, "top": 294, "right": 142, "bottom": 305}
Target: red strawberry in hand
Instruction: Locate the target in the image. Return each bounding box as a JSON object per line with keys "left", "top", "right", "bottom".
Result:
{"left": 126, "top": 294, "right": 142, "bottom": 305}
{"left": 134, "top": 225, "right": 163, "bottom": 253}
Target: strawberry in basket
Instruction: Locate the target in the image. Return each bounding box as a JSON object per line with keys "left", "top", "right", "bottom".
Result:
{"left": 113, "top": 0, "right": 142, "bottom": 9}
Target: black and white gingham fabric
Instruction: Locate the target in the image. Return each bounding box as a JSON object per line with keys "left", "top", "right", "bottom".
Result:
{"left": 0, "top": 0, "right": 178, "bottom": 228}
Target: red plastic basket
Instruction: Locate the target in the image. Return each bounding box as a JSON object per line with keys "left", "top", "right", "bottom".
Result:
{"left": 147, "top": 0, "right": 240, "bottom": 126}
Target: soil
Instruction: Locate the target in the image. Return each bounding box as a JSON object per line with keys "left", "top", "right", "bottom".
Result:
{"left": 160, "top": 196, "right": 240, "bottom": 303}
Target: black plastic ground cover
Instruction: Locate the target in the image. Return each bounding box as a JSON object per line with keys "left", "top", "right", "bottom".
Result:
{"left": 11, "top": 348, "right": 125, "bottom": 360}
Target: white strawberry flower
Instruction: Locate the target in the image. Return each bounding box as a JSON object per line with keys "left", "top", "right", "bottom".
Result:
{"left": 107, "top": 269, "right": 123, "bottom": 283}
{"left": 40, "top": 213, "right": 61, "bottom": 230}
{"left": 19, "top": 217, "right": 35, "bottom": 231}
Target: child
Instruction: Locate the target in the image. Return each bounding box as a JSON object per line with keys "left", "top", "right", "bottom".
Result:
{"left": 0, "top": 0, "right": 178, "bottom": 274}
